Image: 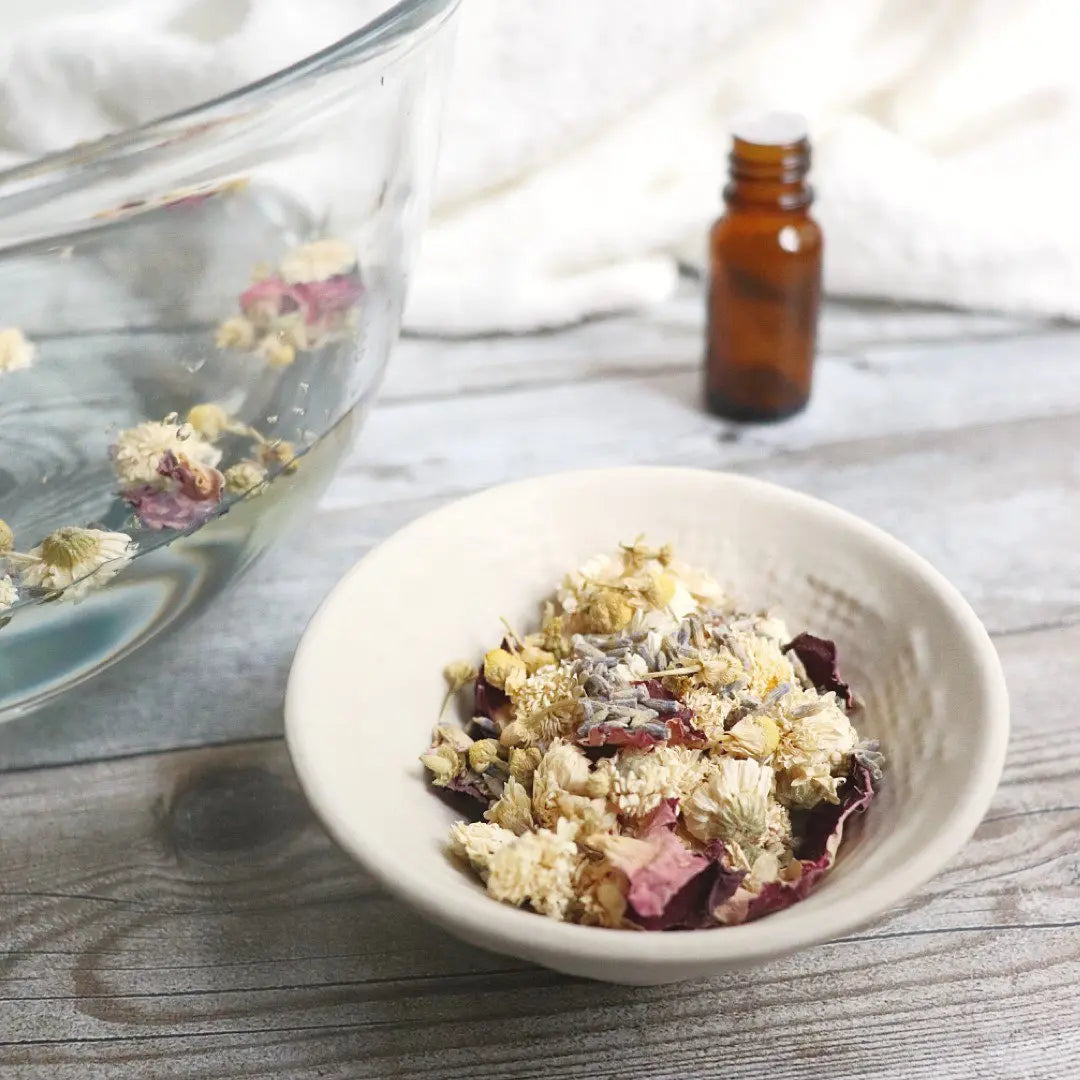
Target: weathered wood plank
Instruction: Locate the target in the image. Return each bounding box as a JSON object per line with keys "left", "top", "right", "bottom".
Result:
{"left": 0, "top": 617, "right": 1076, "bottom": 1074}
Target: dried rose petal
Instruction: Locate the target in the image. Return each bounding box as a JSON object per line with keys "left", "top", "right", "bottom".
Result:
{"left": 607, "top": 802, "right": 745, "bottom": 931}
{"left": 291, "top": 274, "right": 363, "bottom": 323}
{"left": 123, "top": 451, "right": 225, "bottom": 531}
{"left": 575, "top": 708, "right": 708, "bottom": 750}
{"left": 124, "top": 485, "right": 219, "bottom": 531}
{"left": 784, "top": 632, "right": 855, "bottom": 708}
{"left": 240, "top": 276, "right": 293, "bottom": 323}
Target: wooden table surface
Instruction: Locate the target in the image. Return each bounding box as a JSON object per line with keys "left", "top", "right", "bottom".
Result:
{"left": 1, "top": 284, "right": 1078, "bottom": 1078}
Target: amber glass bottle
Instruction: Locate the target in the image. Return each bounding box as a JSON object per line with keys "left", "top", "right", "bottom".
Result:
{"left": 705, "top": 113, "right": 823, "bottom": 421}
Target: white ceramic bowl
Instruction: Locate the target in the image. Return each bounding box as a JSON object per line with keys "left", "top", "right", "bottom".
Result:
{"left": 285, "top": 467, "right": 1009, "bottom": 985}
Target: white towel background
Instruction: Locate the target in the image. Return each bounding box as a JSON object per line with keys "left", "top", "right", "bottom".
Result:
{"left": 0, "top": 0, "right": 1078, "bottom": 334}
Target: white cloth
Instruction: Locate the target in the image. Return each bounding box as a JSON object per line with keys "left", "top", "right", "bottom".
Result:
{"left": 0, "top": 0, "right": 1078, "bottom": 333}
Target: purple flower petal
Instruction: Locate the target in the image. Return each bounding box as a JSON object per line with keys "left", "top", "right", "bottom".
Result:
{"left": 123, "top": 486, "right": 219, "bottom": 531}
{"left": 123, "top": 451, "right": 225, "bottom": 531}
{"left": 604, "top": 800, "right": 746, "bottom": 930}
{"left": 784, "top": 632, "right": 855, "bottom": 708}
{"left": 291, "top": 274, "right": 363, "bottom": 322}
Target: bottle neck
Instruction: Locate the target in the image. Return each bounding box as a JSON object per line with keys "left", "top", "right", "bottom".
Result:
{"left": 723, "top": 136, "right": 813, "bottom": 212}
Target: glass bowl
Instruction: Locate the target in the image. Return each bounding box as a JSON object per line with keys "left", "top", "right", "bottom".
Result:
{"left": 0, "top": 0, "right": 462, "bottom": 719}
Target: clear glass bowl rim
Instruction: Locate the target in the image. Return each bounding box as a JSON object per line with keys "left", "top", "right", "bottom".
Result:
{"left": 0, "top": 0, "right": 462, "bottom": 195}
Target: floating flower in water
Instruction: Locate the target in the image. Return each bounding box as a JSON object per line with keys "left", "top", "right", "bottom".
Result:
{"left": 19, "top": 527, "right": 135, "bottom": 601}
{"left": 0, "top": 518, "right": 13, "bottom": 556}
{"left": 0, "top": 574, "right": 17, "bottom": 611}
{"left": 255, "top": 334, "right": 296, "bottom": 369}
{"left": 223, "top": 459, "right": 268, "bottom": 496}
{"left": 186, "top": 402, "right": 244, "bottom": 442}
{"left": 0, "top": 328, "right": 34, "bottom": 374}
{"left": 218, "top": 237, "right": 363, "bottom": 361}
{"left": 124, "top": 450, "right": 225, "bottom": 531}
{"left": 112, "top": 417, "right": 222, "bottom": 487}
{"left": 256, "top": 439, "right": 298, "bottom": 473}
{"left": 279, "top": 238, "right": 357, "bottom": 284}
{"left": 215, "top": 316, "right": 257, "bottom": 350}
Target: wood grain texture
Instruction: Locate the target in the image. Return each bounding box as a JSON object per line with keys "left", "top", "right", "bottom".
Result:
{"left": 1, "top": 288, "right": 1079, "bottom": 1076}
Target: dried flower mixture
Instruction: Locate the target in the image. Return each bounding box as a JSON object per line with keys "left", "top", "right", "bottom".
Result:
{"left": 423, "top": 541, "right": 882, "bottom": 930}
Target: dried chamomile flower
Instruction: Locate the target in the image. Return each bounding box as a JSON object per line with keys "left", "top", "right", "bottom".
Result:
{"left": 0, "top": 328, "right": 34, "bottom": 373}
{"left": 507, "top": 746, "right": 543, "bottom": 788}
{"left": 574, "top": 855, "right": 629, "bottom": 927}
{"left": 585, "top": 767, "right": 613, "bottom": 799}
{"left": 696, "top": 648, "right": 744, "bottom": 691}
{"left": 552, "top": 792, "right": 618, "bottom": 839}
{"left": 468, "top": 739, "right": 503, "bottom": 774}
{"left": 484, "top": 776, "right": 534, "bottom": 835}
{"left": 641, "top": 570, "right": 678, "bottom": 610}
{"left": 0, "top": 574, "right": 17, "bottom": 611}
{"left": 682, "top": 686, "right": 737, "bottom": 747}
{"left": 773, "top": 690, "right": 857, "bottom": 809}
{"left": 112, "top": 418, "right": 222, "bottom": 487}
{"left": 531, "top": 740, "right": 591, "bottom": 828}
{"left": 723, "top": 714, "right": 781, "bottom": 760}
{"left": 279, "top": 238, "right": 357, "bottom": 284}
{"left": 20, "top": 527, "right": 136, "bottom": 601}
{"left": 556, "top": 552, "right": 624, "bottom": 614}
{"left": 619, "top": 536, "right": 670, "bottom": 570}
{"left": 444, "top": 659, "right": 478, "bottom": 691}
{"left": 739, "top": 631, "right": 798, "bottom": 699}
{"left": 519, "top": 644, "right": 556, "bottom": 674}
{"left": 537, "top": 602, "right": 571, "bottom": 658}
{"left": 485, "top": 819, "right": 579, "bottom": 919}
{"left": 257, "top": 440, "right": 299, "bottom": 473}
{"left": 577, "top": 588, "right": 635, "bottom": 634}
{"left": 682, "top": 758, "right": 774, "bottom": 863}
{"left": 256, "top": 334, "right": 296, "bottom": 368}
{"left": 0, "top": 518, "right": 13, "bottom": 556}
{"left": 483, "top": 647, "right": 526, "bottom": 694}
{"left": 215, "top": 315, "right": 257, "bottom": 350}
{"left": 186, "top": 403, "right": 238, "bottom": 441}
{"left": 507, "top": 664, "right": 585, "bottom": 743}
{"left": 421, "top": 723, "right": 472, "bottom": 784}
{"left": 223, "top": 460, "right": 269, "bottom": 496}
{"left": 449, "top": 820, "right": 515, "bottom": 876}
{"left": 669, "top": 559, "right": 725, "bottom": 607}
{"left": 433, "top": 724, "right": 474, "bottom": 754}
{"left": 598, "top": 747, "right": 707, "bottom": 818}
{"left": 764, "top": 799, "right": 793, "bottom": 860}
{"left": 420, "top": 743, "right": 464, "bottom": 787}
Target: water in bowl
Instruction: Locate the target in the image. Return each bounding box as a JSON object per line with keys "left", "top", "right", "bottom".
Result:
{"left": 0, "top": 185, "right": 396, "bottom": 718}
